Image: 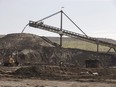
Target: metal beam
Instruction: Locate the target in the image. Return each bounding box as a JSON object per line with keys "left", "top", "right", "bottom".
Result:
{"left": 29, "top": 21, "right": 116, "bottom": 49}
{"left": 113, "top": 48, "right": 116, "bottom": 52}
{"left": 60, "top": 10, "right": 63, "bottom": 47}
{"left": 97, "top": 44, "right": 99, "bottom": 53}
{"left": 107, "top": 47, "right": 112, "bottom": 53}
{"left": 36, "top": 11, "right": 61, "bottom": 22}
{"left": 62, "top": 11, "right": 88, "bottom": 37}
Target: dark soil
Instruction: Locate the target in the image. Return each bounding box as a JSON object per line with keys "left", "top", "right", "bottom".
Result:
{"left": 0, "top": 33, "right": 116, "bottom": 82}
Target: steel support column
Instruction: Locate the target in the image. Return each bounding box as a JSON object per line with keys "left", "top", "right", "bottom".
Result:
{"left": 59, "top": 10, "right": 63, "bottom": 47}
{"left": 96, "top": 40, "right": 99, "bottom": 53}
{"left": 97, "top": 44, "right": 99, "bottom": 53}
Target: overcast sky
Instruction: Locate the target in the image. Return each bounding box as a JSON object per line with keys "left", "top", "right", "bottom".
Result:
{"left": 0, "top": 0, "right": 116, "bottom": 40}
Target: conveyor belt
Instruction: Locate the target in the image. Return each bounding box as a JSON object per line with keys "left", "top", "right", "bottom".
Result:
{"left": 29, "top": 21, "right": 116, "bottom": 48}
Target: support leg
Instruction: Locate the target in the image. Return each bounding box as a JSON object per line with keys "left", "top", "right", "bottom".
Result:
{"left": 60, "top": 34, "right": 63, "bottom": 48}
{"left": 107, "top": 47, "right": 112, "bottom": 53}
{"left": 113, "top": 48, "right": 116, "bottom": 52}
{"left": 97, "top": 44, "right": 99, "bottom": 53}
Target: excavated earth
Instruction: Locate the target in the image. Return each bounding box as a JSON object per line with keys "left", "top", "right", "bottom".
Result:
{"left": 0, "top": 33, "right": 116, "bottom": 86}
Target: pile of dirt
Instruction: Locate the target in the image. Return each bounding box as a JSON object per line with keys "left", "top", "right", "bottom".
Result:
{"left": 14, "top": 66, "right": 40, "bottom": 77}
{"left": 12, "top": 65, "right": 116, "bottom": 81}
{"left": 13, "top": 65, "right": 72, "bottom": 79}
{"left": 0, "top": 33, "right": 116, "bottom": 82}
{"left": 0, "top": 33, "right": 58, "bottom": 65}
{"left": 0, "top": 33, "right": 54, "bottom": 49}
{"left": 0, "top": 33, "right": 116, "bottom": 71}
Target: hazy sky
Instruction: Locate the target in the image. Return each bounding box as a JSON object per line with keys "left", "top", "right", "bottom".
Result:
{"left": 0, "top": 0, "right": 116, "bottom": 39}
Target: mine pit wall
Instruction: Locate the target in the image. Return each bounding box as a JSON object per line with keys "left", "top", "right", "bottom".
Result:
{"left": 0, "top": 47, "right": 116, "bottom": 68}
{"left": 41, "top": 47, "right": 116, "bottom": 68}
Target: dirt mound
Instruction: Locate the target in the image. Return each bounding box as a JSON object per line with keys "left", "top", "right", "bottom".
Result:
{"left": 13, "top": 65, "right": 116, "bottom": 80}
{"left": 14, "top": 66, "right": 40, "bottom": 77}
{"left": 0, "top": 33, "right": 54, "bottom": 49}
{"left": 0, "top": 33, "right": 116, "bottom": 69}
{"left": 0, "top": 33, "right": 58, "bottom": 66}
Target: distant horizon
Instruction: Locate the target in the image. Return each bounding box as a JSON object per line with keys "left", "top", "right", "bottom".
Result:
{"left": 0, "top": 32, "right": 116, "bottom": 41}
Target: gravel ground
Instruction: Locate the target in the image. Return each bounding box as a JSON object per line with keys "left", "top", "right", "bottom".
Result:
{"left": 0, "top": 77, "right": 116, "bottom": 87}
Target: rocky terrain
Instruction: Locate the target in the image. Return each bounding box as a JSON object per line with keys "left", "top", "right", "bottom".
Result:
{"left": 0, "top": 33, "right": 116, "bottom": 67}
{"left": 0, "top": 77, "right": 116, "bottom": 87}
{"left": 0, "top": 33, "right": 116, "bottom": 87}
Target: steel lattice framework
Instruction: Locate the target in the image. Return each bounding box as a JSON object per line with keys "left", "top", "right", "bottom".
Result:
{"left": 22, "top": 10, "right": 116, "bottom": 53}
